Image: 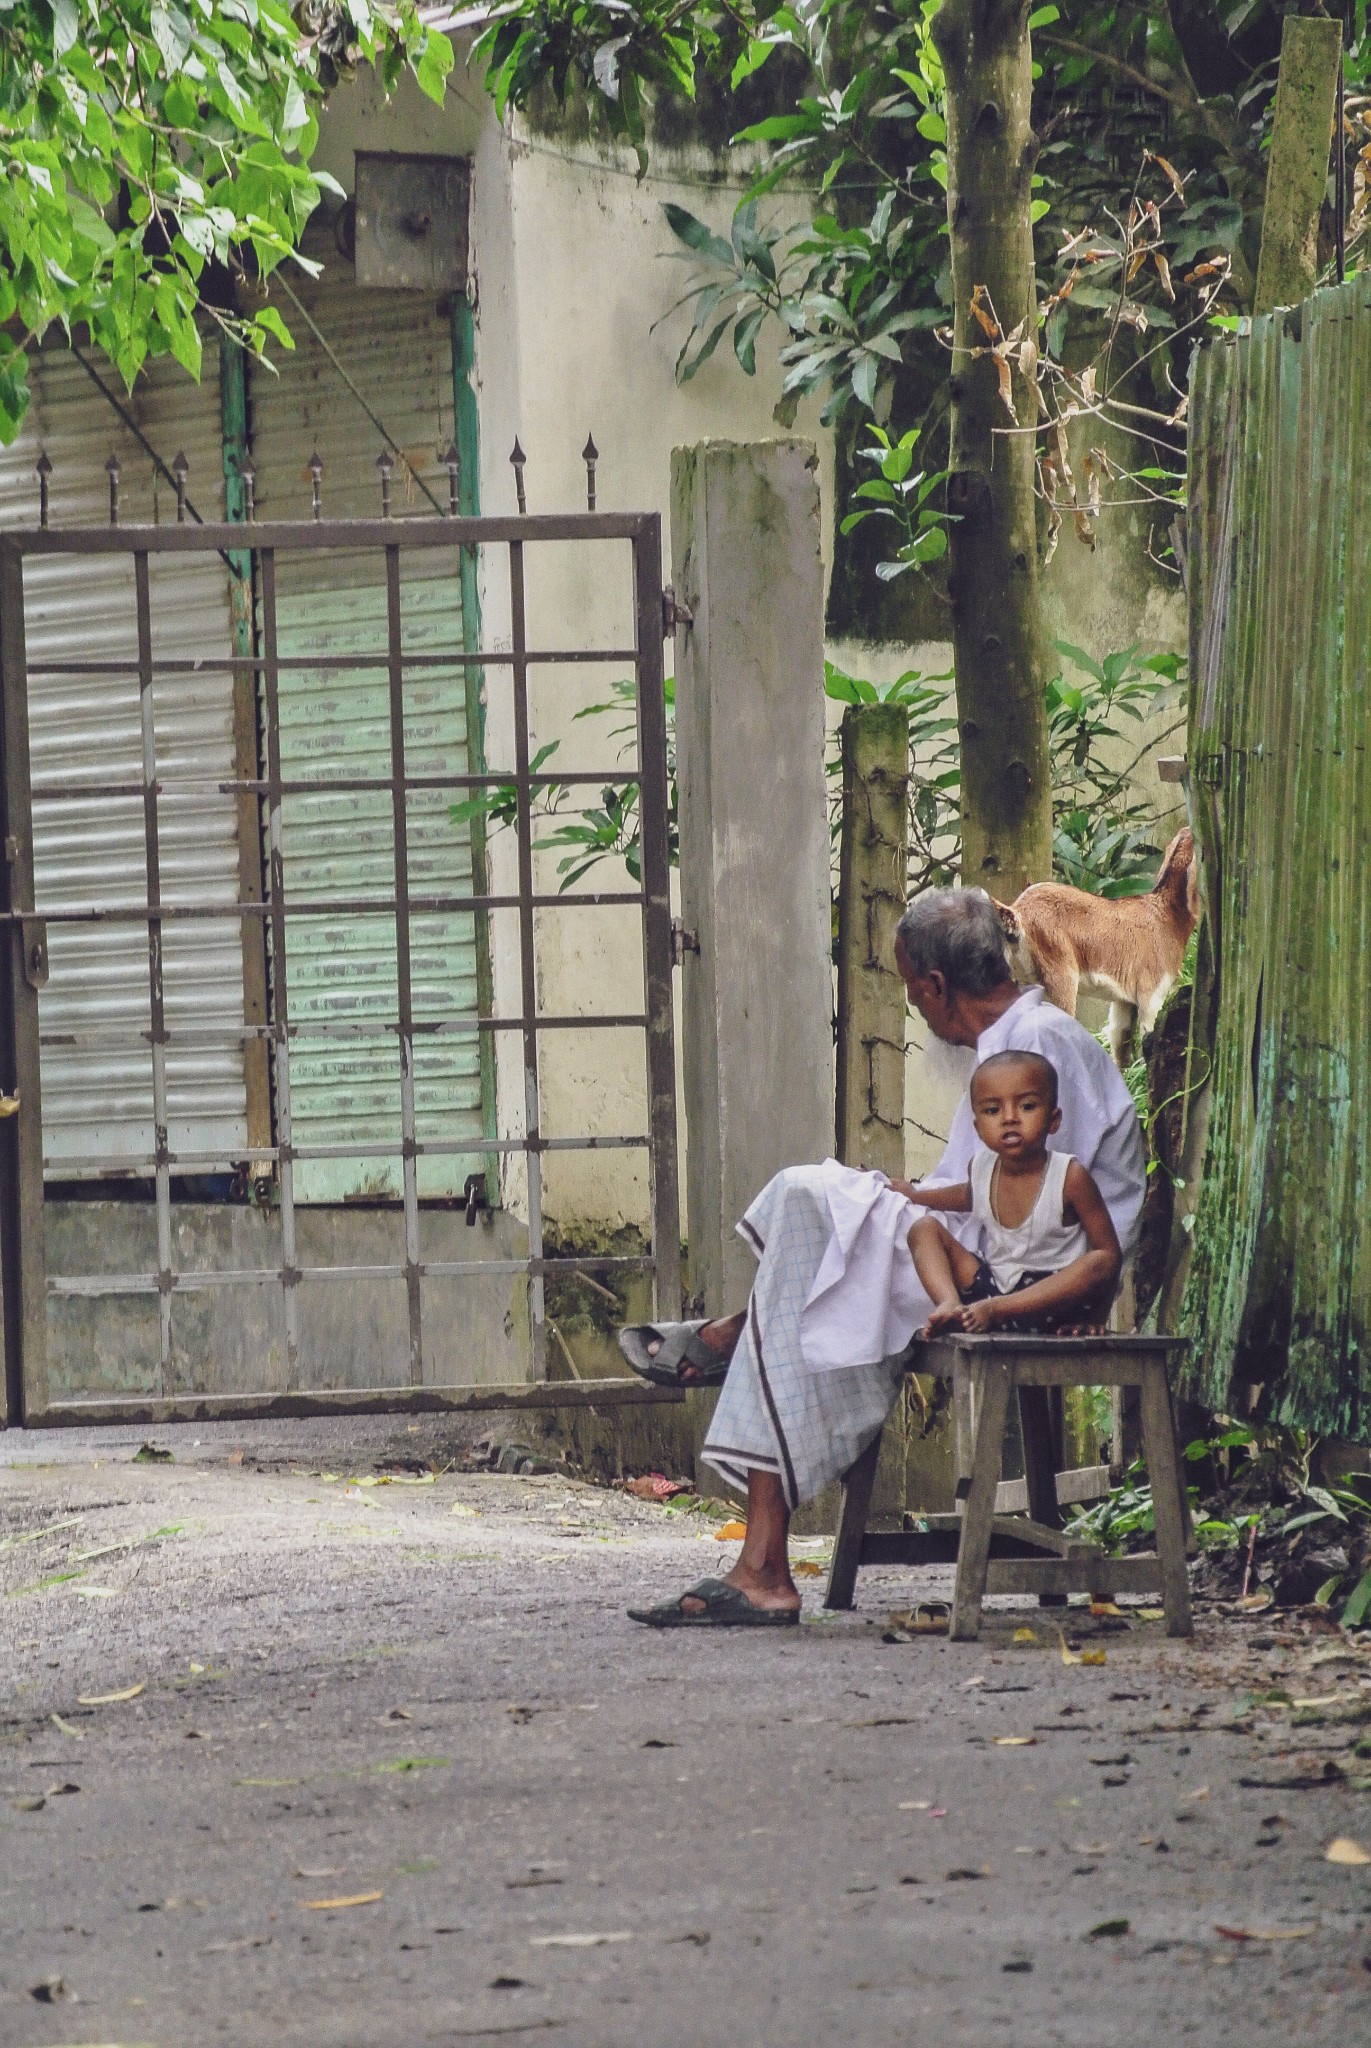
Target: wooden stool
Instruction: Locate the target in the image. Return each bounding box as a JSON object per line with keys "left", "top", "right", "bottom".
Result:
{"left": 823, "top": 1334, "right": 1193, "bottom": 1640}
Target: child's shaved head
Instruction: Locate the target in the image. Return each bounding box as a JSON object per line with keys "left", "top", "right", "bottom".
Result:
{"left": 970, "top": 1049, "right": 1060, "bottom": 1111}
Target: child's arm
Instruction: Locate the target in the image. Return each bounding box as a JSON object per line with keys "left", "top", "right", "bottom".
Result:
{"left": 966, "top": 1159, "right": 1121, "bottom": 1330}
{"left": 882, "top": 1175, "right": 973, "bottom": 1214}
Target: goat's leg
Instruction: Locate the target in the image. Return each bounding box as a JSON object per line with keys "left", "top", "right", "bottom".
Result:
{"left": 1036, "top": 962, "right": 1080, "bottom": 1017}
{"left": 1109, "top": 999, "right": 1139, "bottom": 1070}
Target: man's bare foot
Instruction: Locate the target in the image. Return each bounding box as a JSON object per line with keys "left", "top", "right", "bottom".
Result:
{"left": 645, "top": 1310, "right": 745, "bottom": 1382}
{"left": 680, "top": 1558, "right": 801, "bottom": 1616}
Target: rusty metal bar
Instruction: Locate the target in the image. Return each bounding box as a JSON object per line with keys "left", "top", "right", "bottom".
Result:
{"left": 258, "top": 547, "right": 300, "bottom": 1389}
{"left": 26, "top": 1380, "right": 685, "bottom": 1427}
{"left": 0, "top": 539, "right": 48, "bottom": 1422}
{"left": 48, "top": 1254, "right": 656, "bottom": 1296}
{"left": 632, "top": 521, "right": 682, "bottom": 1320}
{"left": 43, "top": 1134, "right": 651, "bottom": 1172}
{"left": 26, "top": 648, "right": 644, "bottom": 674}
{"left": 386, "top": 543, "right": 424, "bottom": 1386}
{"left": 508, "top": 536, "right": 545, "bottom": 1380}
{"left": 4, "top": 897, "right": 646, "bottom": 925}
{"left": 8, "top": 514, "right": 656, "bottom": 554}
{"left": 135, "top": 553, "right": 173, "bottom": 1387}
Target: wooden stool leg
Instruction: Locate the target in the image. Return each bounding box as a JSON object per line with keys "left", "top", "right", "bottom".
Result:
{"left": 953, "top": 1357, "right": 975, "bottom": 1485}
{"left": 951, "top": 1364, "right": 1012, "bottom": 1641}
{"left": 1139, "top": 1361, "right": 1193, "bottom": 1637}
{"left": 1017, "top": 1382, "right": 1068, "bottom": 1607}
{"left": 824, "top": 1427, "right": 884, "bottom": 1611}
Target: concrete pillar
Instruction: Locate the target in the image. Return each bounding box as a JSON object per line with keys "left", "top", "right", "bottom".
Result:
{"left": 671, "top": 440, "right": 833, "bottom": 1313}
{"left": 835, "top": 702, "right": 910, "bottom": 1175}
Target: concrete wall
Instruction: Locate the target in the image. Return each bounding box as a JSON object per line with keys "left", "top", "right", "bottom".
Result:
{"left": 45, "top": 1201, "right": 531, "bottom": 1399}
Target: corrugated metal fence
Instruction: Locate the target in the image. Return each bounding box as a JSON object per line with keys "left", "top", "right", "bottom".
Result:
{"left": 1182, "top": 272, "right": 1371, "bottom": 1443}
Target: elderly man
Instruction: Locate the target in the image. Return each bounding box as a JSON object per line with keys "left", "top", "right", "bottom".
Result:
{"left": 623, "top": 886, "right": 1145, "bottom": 1628}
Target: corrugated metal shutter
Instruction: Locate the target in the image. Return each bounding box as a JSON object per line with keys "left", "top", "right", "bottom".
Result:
{"left": 248, "top": 279, "right": 483, "bottom": 1202}
{"left": 0, "top": 345, "right": 248, "bottom": 1175}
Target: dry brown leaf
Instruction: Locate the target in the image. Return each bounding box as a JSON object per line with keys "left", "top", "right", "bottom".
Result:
{"left": 1013, "top": 1626, "right": 1041, "bottom": 1644}
{"left": 1073, "top": 509, "right": 1097, "bottom": 553}
{"left": 792, "top": 1560, "right": 824, "bottom": 1578}
{"left": 992, "top": 353, "right": 1017, "bottom": 423}
{"left": 1325, "top": 1837, "right": 1370, "bottom": 1866}
{"left": 302, "top": 1890, "right": 384, "bottom": 1910}
{"left": 1090, "top": 1599, "right": 1122, "bottom": 1617}
{"left": 1154, "top": 250, "right": 1175, "bottom": 303}
{"left": 714, "top": 1520, "right": 747, "bottom": 1541}
{"left": 1215, "top": 1924, "right": 1314, "bottom": 1943}
{"left": 1126, "top": 249, "right": 1147, "bottom": 285}
{"left": 77, "top": 1682, "right": 145, "bottom": 1705}
{"left": 969, "top": 284, "right": 1001, "bottom": 342}
{"left": 1146, "top": 150, "right": 1187, "bottom": 202}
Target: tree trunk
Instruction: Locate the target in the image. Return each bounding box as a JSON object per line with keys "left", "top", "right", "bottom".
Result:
{"left": 932, "top": 0, "right": 1052, "bottom": 900}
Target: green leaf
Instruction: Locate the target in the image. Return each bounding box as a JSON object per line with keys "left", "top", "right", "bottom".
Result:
{"left": 1341, "top": 1570, "right": 1371, "bottom": 1628}
{"left": 253, "top": 304, "right": 295, "bottom": 350}
{"left": 661, "top": 202, "right": 734, "bottom": 271}
{"left": 733, "top": 305, "right": 766, "bottom": 376}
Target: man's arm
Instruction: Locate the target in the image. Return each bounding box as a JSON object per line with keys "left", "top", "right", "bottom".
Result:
{"left": 884, "top": 1176, "right": 973, "bottom": 1213}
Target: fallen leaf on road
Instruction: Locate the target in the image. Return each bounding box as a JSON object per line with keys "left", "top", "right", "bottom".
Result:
{"left": 449, "top": 1502, "right": 479, "bottom": 1517}
{"left": 1080, "top": 1649, "right": 1108, "bottom": 1667}
{"left": 1070, "top": 1843, "right": 1111, "bottom": 1856}
{"left": 77, "top": 1682, "right": 144, "bottom": 1705}
{"left": 386, "top": 1707, "right": 413, "bottom": 1721}
{"left": 1013, "top": 1628, "right": 1040, "bottom": 1644}
{"left": 1237, "top": 1588, "right": 1274, "bottom": 1611}
{"left": 793, "top": 1561, "right": 824, "bottom": 1578}
{"left": 946, "top": 1867, "right": 989, "bottom": 1881}
{"left": 133, "top": 1442, "right": 173, "bottom": 1463}
{"left": 50, "top": 1713, "right": 83, "bottom": 1740}
{"left": 899, "top": 1800, "right": 931, "bottom": 1810}
{"left": 1215, "top": 1925, "right": 1314, "bottom": 1942}
{"left": 530, "top": 1931, "right": 634, "bottom": 1948}
{"left": 226, "top": 1448, "right": 245, "bottom": 1466}
{"left": 1090, "top": 1602, "right": 1123, "bottom": 1617}
{"left": 301, "top": 1891, "right": 384, "bottom": 1910}
{"left": 46, "top": 1782, "right": 80, "bottom": 1797}
{"left": 714, "top": 1521, "right": 747, "bottom": 1541}
{"left": 12, "top": 1796, "right": 45, "bottom": 1812}
{"left": 1325, "top": 1837, "right": 1370, "bottom": 1866}
{"left": 993, "top": 1736, "right": 1037, "bottom": 1747}
{"left": 1086, "top": 1918, "right": 1130, "bottom": 1939}
{"left": 1057, "top": 1632, "right": 1080, "bottom": 1666}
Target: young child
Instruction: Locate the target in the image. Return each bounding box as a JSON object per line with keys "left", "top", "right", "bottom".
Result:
{"left": 904, "top": 1049, "right": 1122, "bottom": 1335}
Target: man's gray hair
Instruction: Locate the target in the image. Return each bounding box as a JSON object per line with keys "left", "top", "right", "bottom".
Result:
{"left": 894, "top": 888, "right": 1012, "bottom": 996}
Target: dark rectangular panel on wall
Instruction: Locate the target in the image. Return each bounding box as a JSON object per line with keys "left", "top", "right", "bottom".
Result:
{"left": 1182, "top": 275, "right": 1371, "bottom": 1444}
{"left": 354, "top": 154, "right": 469, "bottom": 292}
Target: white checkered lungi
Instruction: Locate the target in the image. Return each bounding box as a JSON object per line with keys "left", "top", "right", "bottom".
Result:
{"left": 700, "top": 1165, "right": 910, "bottom": 1508}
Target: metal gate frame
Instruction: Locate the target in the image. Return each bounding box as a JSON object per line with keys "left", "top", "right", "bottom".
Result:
{"left": 0, "top": 495, "right": 682, "bottom": 1426}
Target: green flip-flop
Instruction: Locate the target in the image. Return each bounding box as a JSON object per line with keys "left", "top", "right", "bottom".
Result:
{"left": 627, "top": 1577, "right": 800, "bottom": 1628}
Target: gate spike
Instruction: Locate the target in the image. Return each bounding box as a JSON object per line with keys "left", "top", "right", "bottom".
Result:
{"left": 510, "top": 437, "right": 527, "bottom": 515}
{"left": 36, "top": 450, "right": 51, "bottom": 529}
{"left": 173, "top": 449, "right": 189, "bottom": 524}
{"left": 106, "top": 451, "right": 121, "bottom": 527}
{"left": 377, "top": 447, "right": 393, "bottom": 519}
{"left": 240, "top": 457, "right": 256, "bottom": 522}
{"left": 444, "top": 441, "right": 460, "bottom": 517}
{"left": 308, "top": 449, "right": 323, "bottom": 522}
{"left": 582, "top": 433, "right": 599, "bottom": 513}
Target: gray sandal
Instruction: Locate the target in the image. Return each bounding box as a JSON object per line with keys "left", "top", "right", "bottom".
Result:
{"left": 617, "top": 1318, "right": 728, "bottom": 1388}
{"left": 627, "top": 1577, "right": 800, "bottom": 1628}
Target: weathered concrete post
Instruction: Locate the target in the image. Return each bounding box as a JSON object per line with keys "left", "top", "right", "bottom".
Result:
{"left": 835, "top": 702, "right": 910, "bottom": 1175}
{"left": 670, "top": 439, "right": 833, "bottom": 1314}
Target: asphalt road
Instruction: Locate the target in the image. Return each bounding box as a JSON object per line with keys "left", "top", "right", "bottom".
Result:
{"left": 1, "top": 1418, "right": 1368, "bottom": 2047}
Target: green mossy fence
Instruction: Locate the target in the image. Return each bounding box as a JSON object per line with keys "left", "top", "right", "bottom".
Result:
{"left": 1181, "top": 273, "right": 1371, "bottom": 1444}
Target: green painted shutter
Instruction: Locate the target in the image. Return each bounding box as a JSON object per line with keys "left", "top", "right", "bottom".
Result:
{"left": 248, "top": 280, "right": 483, "bottom": 1202}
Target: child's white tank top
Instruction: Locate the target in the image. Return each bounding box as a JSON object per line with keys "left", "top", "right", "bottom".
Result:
{"left": 969, "top": 1149, "right": 1087, "bottom": 1291}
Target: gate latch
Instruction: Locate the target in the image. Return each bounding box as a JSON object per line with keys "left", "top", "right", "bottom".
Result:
{"left": 21, "top": 919, "right": 48, "bottom": 991}
{"left": 671, "top": 918, "right": 700, "bottom": 968}
{"left": 463, "top": 1172, "right": 489, "bottom": 1227}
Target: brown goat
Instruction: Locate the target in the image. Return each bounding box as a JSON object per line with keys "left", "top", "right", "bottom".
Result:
{"left": 995, "top": 827, "right": 1202, "bottom": 1068}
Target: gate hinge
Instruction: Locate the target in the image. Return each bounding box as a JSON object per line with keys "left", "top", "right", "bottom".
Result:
{"left": 671, "top": 918, "right": 700, "bottom": 968}
{"left": 662, "top": 585, "right": 693, "bottom": 638}
{"left": 21, "top": 918, "right": 48, "bottom": 990}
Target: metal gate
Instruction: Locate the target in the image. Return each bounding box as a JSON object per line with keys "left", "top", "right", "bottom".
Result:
{"left": 0, "top": 460, "right": 681, "bottom": 1426}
